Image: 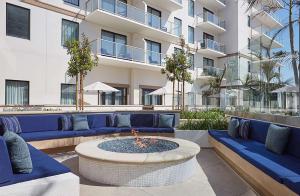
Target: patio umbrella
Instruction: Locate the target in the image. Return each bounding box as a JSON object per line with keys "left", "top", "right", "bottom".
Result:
{"left": 272, "top": 85, "right": 299, "bottom": 93}
{"left": 84, "top": 82, "right": 119, "bottom": 105}
{"left": 148, "top": 87, "right": 171, "bottom": 105}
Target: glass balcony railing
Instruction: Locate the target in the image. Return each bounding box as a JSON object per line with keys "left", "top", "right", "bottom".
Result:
{"left": 86, "top": 0, "right": 178, "bottom": 36}
{"left": 200, "top": 39, "right": 225, "bottom": 54}
{"left": 91, "top": 39, "right": 164, "bottom": 66}
{"left": 203, "top": 66, "right": 224, "bottom": 77}
{"left": 198, "top": 12, "right": 225, "bottom": 29}
{"left": 174, "top": 0, "right": 182, "bottom": 4}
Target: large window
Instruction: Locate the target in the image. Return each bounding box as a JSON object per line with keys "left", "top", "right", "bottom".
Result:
{"left": 203, "top": 57, "right": 214, "bottom": 67}
{"left": 102, "top": 87, "right": 128, "bottom": 105}
{"left": 61, "top": 84, "right": 76, "bottom": 105}
{"left": 188, "top": 53, "right": 195, "bottom": 70}
{"left": 188, "top": 0, "right": 195, "bottom": 17}
{"left": 64, "top": 0, "right": 79, "bottom": 6}
{"left": 188, "top": 26, "right": 195, "bottom": 44}
{"left": 102, "top": 0, "right": 127, "bottom": 17}
{"left": 174, "top": 17, "right": 182, "bottom": 37}
{"left": 147, "top": 6, "right": 161, "bottom": 29}
{"left": 61, "top": 19, "right": 79, "bottom": 46}
{"left": 141, "top": 88, "right": 162, "bottom": 105}
{"left": 6, "top": 3, "right": 30, "bottom": 40}
{"left": 5, "top": 80, "right": 29, "bottom": 105}
{"left": 101, "top": 30, "right": 127, "bottom": 59}
{"left": 146, "top": 40, "right": 161, "bottom": 65}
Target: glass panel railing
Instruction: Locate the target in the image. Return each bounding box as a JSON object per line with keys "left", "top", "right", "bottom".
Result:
{"left": 94, "top": 39, "right": 164, "bottom": 66}
{"left": 174, "top": 0, "right": 182, "bottom": 4}
{"left": 202, "top": 12, "right": 225, "bottom": 29}
{"left": 200, "top": 39, "right": 225, "bottom": 53}
{"left": 254, "top": 26, "right": 283, "bottom": 44}
{"left": 85, "top": 0, "right": 178, "bottom": 36}
{"left": 203, "top": 66, "right": 224, "bottom": 77}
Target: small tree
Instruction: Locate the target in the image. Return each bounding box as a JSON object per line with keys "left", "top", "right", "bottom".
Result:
{"left": 66, "top": 33, "right": 98, "bottom": 110}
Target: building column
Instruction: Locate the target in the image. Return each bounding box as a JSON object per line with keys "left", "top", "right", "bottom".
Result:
{"left": 130, "top": 69, "right": 140, "bottom": 105}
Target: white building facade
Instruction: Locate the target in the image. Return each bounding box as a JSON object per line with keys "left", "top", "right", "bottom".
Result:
{"left": 0, "top": 0, "right": 282, "bottom": 110}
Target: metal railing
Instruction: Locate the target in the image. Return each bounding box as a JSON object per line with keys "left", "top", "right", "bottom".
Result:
{"left": 86, "top": 0, "right": 179, "bottom": 36}
{"left": 197, "top": 12, "right": 225, "bottom": 29}
{"left": 199, "top": 39, "right": 226, "bottom": 53}
{"left": 91, "top": 39, "right": 165, "bottom": 66}
{"left": 202, "top": 66, "right": 224, "bottom": 77}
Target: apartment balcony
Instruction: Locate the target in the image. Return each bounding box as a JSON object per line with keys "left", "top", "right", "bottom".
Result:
{"left": 195, "top": 66, "right": 224, "bottom": 81}
{"left": 197, "top": 39, "right": 226, "bottom": 57}
{"left": 196, "top": 12, "right": 226, "bottom": 34}
{"left": 85, "top": 0, "right": 179, "bottom": 42}
{"left": 251, "top": 7, "right": 283, "bottom": 29}
{"left": 197, "top": 0, "right": 226, "bottom": 10}
{"left": 252, "top": 27, "right": 283, "bottom": 49}
{"left": 91, "top": 39, "right": 165, "bottom": 71}
{"left": 143, "top": 0, "right": 183, "bottom": 12}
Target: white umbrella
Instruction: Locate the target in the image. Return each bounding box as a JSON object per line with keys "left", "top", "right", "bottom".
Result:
{"left": 272, "top": 85, "right": 299, "bottom": 93}
{"left": 84, "top": 82, "right": 119, "bottom": 105}
{"left": 148, "top": 87, "right": 170, "bottom": 95}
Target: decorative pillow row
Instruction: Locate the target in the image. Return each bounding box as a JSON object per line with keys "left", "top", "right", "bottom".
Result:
{"left": 60, "top": 115, "right": 90, "bottom": 131}
{"left": 228, "top": 118, "right": 250, "bottom": 139}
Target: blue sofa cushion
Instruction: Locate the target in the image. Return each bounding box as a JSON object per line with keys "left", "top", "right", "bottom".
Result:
{"left": 0, "top": 145, "right": 70, "bottom": 187}
{"left": 60, "top": 115, "right": 72, "bottom": 131}
{"left": 134, "top": 127, "right": 175, "bottom": 133}
{"left": 239, "top": 119, "right": 250, "bottom": 139}
{"left": 283, "top": 176, "right": 300, "bottom": 194}
{"left": 287, "top": 127, "right": 300, "bottom": 159}
{"left": 72, "top": 115, "right": 89, "bottom": 131}
{"left": 249, "top": 119, "right": 270, "bottom": 143}
{"left": 74, "top": 129, "right": 97, "bottom": 137}
{"left": 87, "top": 114, "right": 108, "bottom": 129}
{"left": 17, "top": 115, "right": 61, "bottom": 133}
{"left": 3, "top": 131, "right": 32, "bottom": 174}
{"left": 228, "top": 118, "right": 239, "bottom": 138}
{"left": 158, "top": 114, "right": 174, "bottom": 128}
{"left": 265, "top": 124, "right": 290, "bottom": 155}
{"left": 116, "top": 114, "right": 131, "bottom": 128}
{"left": 1, "top": 116, "right": 22, "bottom": 134}
{"left": 93, "top": 127, "right": 118, "bottom": 135}
{"left": 0, "top": 136, "right": 13, "bottom": 185}
{"left": 20, "top": 131, "right": 77, "bottom": 142}
{"left": 131, "top": 114, "right": 154, "bottom": 127}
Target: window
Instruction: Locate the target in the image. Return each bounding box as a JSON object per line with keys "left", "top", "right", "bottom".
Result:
{"left": 141, "top": 88, "right": 162, "bottom": 105}
{"left": 203, "top": 57, "right": 214, "bottom": 67}
{"left": 101, "top": 30, "right": 127, "bottom": 58}
{"left": 61, "top": 84, "right": 76, "bottom": 105}
{"left": 188, "top": 0, "right": 195, "bottom": 17}
{"left": 5, "top": 80, "right": 29, "bottom": 105}
{"left": 64, "top": 0, "right": 79, "bottom": 6}
{"left": 247, "top": 15, "right": 251, "bottom": 27}
{"left": 248, "top": 38, "right": 251, "bottom": 49}
{"left": 61, "top": 19, "right": 79, "bottom": 46}
{"left": 174, "top": 17, "right": 182, "bottom": 36}
{"left": 102, "top": 87, "right": 128, "bottom": 105}
{"left": 146, "top": 40, "right": 161, "bottom": 65}
{"left": 203, "top": 32, "right": 214, "bottom": 41}
{"left": 147, "top": 6, "right": 161, "bottom": 29}
{"left": 247, "top": 61, "right": 251, "bottom": 72}
{"left": 102, "top": 0, "right": 127, "bottom": 16}
{"left": 6, "top": 3, "right": 30, "bottom": 40}
{"left": 188, "top": 53, "right": 195, "bottom": 70}
{"left": 188, "top": 26, "right": 195, "bottom": 44}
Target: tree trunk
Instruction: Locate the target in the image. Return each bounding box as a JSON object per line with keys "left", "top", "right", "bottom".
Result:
{"left": 75, "top": 74, "right": 79, "bottom": 110}
{"left": 182, "top": 80, "right": 185, "bottom": 111}
{"left": 79, "top": 72, "right": 84, "bottom": 110}
{"left": 172, "top": 80, "right": 175, "bottom": 110}
{"left": 177, "top": 80, "right": 180, "bottom": 110}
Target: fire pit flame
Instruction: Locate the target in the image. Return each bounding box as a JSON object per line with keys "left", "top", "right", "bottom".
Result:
{"left": 131, "top": 129, "right": 158, "bottom": 148}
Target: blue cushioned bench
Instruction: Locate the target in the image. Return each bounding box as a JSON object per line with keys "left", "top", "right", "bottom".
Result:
{"left": 209, "top": 117, "right": 300, "bottom": 195}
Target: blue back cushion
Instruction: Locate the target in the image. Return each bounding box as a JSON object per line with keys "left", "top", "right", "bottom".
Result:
{"left": 286, "top": 127, "right": 300, "bottom": 158}
{"left": 249, "top": 119, "right": 270, "bottom": 143}
{"left": 87, "top": 114, "right": 108, "bottom": 128}
{"left": 0, "top": 136, "right": 13, "bottom": 184}
{"left": 131, "top": 114, "right": 154, "bottom": 127}
{"left": 1, "top": 116, "right": 22, "bottom": 134}
{"left": 16, "top": 115, "right": 61, "bottom": 133}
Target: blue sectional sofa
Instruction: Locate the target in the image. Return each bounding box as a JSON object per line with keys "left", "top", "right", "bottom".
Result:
{"left": 209, "top": 117, "right": 300, "bottom": 195}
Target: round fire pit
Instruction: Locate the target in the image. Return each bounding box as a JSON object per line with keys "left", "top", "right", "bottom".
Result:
{"left": 75, "top": 136, "right": 200, "bottom": 187}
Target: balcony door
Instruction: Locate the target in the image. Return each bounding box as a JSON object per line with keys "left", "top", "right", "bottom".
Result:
{"left": 102, "top": 0, "right": 127, "bottom": 17}
{"left": 147, "top": 6, "right": 161, "bottom": 29}
{"left": 101, "top": 30, "right": 128, "bottom": 59}
{"left": 203, "top": 8, "right": 214, "bottom": 22}
{"left": 146, "top": 40, "right": 161, "bottom": 65}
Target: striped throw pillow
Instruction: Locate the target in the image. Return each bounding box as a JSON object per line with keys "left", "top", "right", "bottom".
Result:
{"left": 1, "top": 116, "right": 22, "bottom": 134}
{"left": 60, "top": 115, "right": 72, "bottom": 131}
{"left": 239, "top": 119, "right": 250, "bottom": 139}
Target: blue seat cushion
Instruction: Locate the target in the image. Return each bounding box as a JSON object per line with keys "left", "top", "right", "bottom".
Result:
{"left": 0, "top": 136, "right": 13, "bottom": 185}
{"left": 249, "top": 119, "right": 270, "bottom": 143}
{"left": 0, "top": 145, "right": 70, "bottom": 187}
{"left": 20, "top": 131, "right": 77, "bottom": 142}
{"left": 135, "top": 127, "right": 175, "bottom": 133}
{"left": 130, "top": 114, "right": 154, "bottom": 127}
{"left": 283, "top": 176, "right": 300, "bottom": 194}
{"left": 286, "top": 127, "right": 300, "bottom": 159}
{"left": 93, "top": 127, "right": 118, "bottom": 135}
{"left": 17, "top": 115, "right": 61, "bottom": 133}
{"left": 74, "top": 129, "right": 96, "bottom": 137}
{"left": 87, "top": 114, "right": 109, "bottom": 129}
